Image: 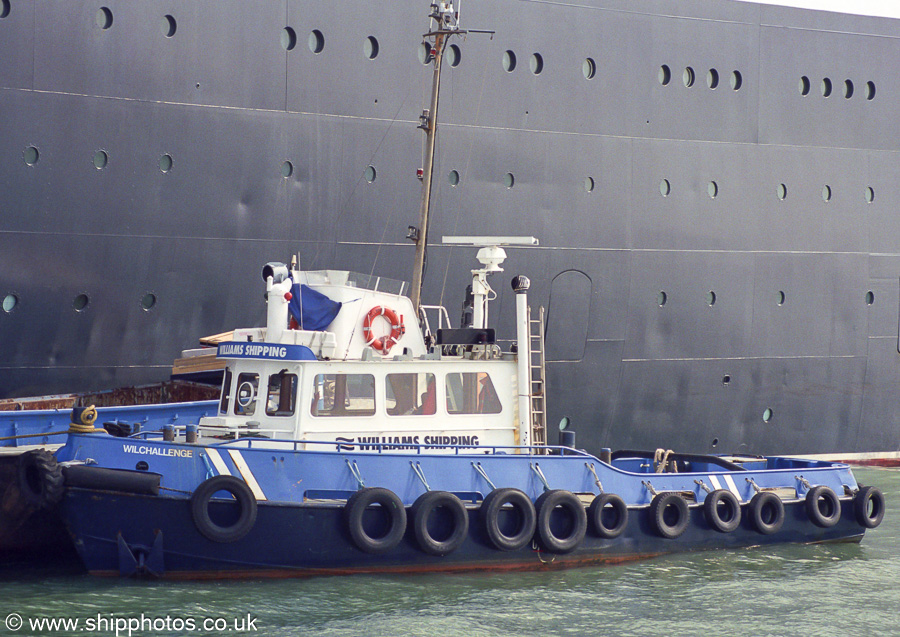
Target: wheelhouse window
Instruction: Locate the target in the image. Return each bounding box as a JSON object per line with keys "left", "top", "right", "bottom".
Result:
{"left": 234, "top": 373, "right": 259, "bottom": 416}
{"left": 311, "top": 374, "right": 376, "bottom": 417}
{"left": 386, "top": 373, "right": 436, "bottom": 416}
{"left": 219, "top": 369, "right": 232, "bottom": 415}
{"left": 446, "top": 372, "right": 502, "bottom": 414}
{"left": 266, "top": 371, "right": 298, "bottom": 417}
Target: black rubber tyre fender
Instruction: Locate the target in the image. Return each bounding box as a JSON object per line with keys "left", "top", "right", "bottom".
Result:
{"left": 588, "top": 493, "right": 628, "bottom": 539}
{"left": 703, "top": 489, "right": 741, "bottom": 533}
{"left": 534, "top": 489, "right": 587, "bottom": 553}
{"left": 853, "top": 485, "right": 885, "bottom": 529}
{"left": 344, "top": 487, "right": 407, "bottom": 554}
{"left": 17, "top": 449, "right": 64, "bottom": 509}
{"left": 805, "top": 485, "right": 841, "bottom": 528}
{"left": 190, "top": 475, "right": 258, "bottom": 543}
{"left": 480, "top": 487, "right": 536, "bottom": 551}
{"left": 62, "top": 465, "right": 161, "bottom": 496}
{"left": 748, "top": 491, "right": 784, "bottom": 535}
{"left": 410, "top": 491, "right": 469, "bottom": 556}
{"left": 649, "top": 492, "right": 690, "bottom": 539}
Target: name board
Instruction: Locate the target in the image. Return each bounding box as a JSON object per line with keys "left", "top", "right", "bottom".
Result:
{"left": 216, "top": 341, "right": 316, "bottom": 361}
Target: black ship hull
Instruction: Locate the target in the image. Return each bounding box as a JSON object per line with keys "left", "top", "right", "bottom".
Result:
{"left": 2, "top": 0, "right": 900, "bottom": 460}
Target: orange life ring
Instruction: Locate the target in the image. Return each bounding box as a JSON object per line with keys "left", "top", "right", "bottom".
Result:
{"left": 362, "top": 306, "right": 405, "bottom": 354}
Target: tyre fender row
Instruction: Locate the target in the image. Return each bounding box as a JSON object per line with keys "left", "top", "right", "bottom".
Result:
{"left": 343, "top": 487, "right": 628, "bottom": 556}
{"left": 185, "top": 479, "right": 886, "bottom": 547}
{"left": 653, "top": 483, "right": 886, "bottom": 539}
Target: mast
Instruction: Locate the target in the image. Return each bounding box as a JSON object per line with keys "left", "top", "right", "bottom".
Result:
{"left": 410, "top": 2, "right": 460, "bottom": 312}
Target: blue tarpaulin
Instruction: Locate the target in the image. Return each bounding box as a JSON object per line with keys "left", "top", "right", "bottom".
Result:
{"left": 288, "top": 283, "right": 342, "bottom": 330}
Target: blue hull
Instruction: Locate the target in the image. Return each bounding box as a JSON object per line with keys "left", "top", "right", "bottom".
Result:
{"left": 62, "top": 487, "right": 865, "bottom": 579}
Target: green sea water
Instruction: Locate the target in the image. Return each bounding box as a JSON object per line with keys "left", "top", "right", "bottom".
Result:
{"left": 0, "top": 467, "right": 896, "bottom": 637}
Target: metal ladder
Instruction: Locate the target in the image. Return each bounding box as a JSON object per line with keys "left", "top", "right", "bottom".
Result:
{"left": 528, "top": 306, "right": 547, "bottom": 448}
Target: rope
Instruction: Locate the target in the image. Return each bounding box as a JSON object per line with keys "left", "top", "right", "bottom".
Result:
{"left": 0, "top": 430, "right": 70, "bottom": 442}
{"left": 68, "top": 405, "right": 104, "bottom": 434}
{"left": 654, "top": 448, "right": 676, "bottom": 473}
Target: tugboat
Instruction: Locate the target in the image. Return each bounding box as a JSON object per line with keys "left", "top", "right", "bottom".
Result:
{"left": 50, "top": 242, "right": 884, "bottom": 578}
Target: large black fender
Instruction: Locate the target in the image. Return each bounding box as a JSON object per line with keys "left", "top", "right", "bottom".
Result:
{"left": 344, "top": 487, "right": 407, "bottom": 554}
{"left": 805, "top": 485, "right": 841, "bottom": 528}
{"left": 190, "top": 475, "right": 258, "bottom": 543}
{"left": 649, "top": 492, "right": 690, "bottom": 539}
{"left": 748, "top": 492, "right": 784, "bottom": 535}
{"left": 853, "top": 486, "right": 885, "bottom": 529}
{"left": 588, "top": 493, "right": 628, "bottom": 539}
{"left": 63, "top": 465, "right": 161, "bottom": 496}
{"left": 480, "top": 487, "right": 536, "bottom": 551}
{"left": 703, "top": 489, "right": 741, "bottom": 533}
{"left": 534, "top": 489, "right": 587, "bottom": 553}
{"left": 410, "top": 490, "right": 469, "bottom": 556}
{"left": 17, "top": 449, "right": 64, "bottom": 509}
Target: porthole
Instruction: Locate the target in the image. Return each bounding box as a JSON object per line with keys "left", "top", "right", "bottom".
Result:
{"left": 657, "top": 291, "right": 668, "bottom": 307}
{"left": 161, "top": 14, "right": 176, "bottom": 38}
{"left": 364, "top": 36, "right": 379, "bottom": 59}
{"left": 821, "top": 77, "right": 832, "bottom": 97}
{"left": 93, "top": 150, "right": 108, "bottom": 170}
{"left": 658, "top": 64, "right": 671, "bottom": 86}
{"left": 706, "top": 291, "right": 717, "bottom": 306}
{"left": 2, "top": 294, "right": 17, "bottom": 313}
{"left": 364, "top": 165, "right": 376, "bottom": 183}
{"left": 308, "top": 29, "right": 324, "bottom": 54}
{"left": 529, "top": 53, "right": 543, "bottom": 75}
{"left": 448, "top": 170, "right": 460, "bottom": 186}
{"left": 158, "top": 154, "right": 173, "bottom": 173}
{"left": 504, "top": 172, "right": 515, "bottom": 188}
{"left": 711, "top": 438, "right": 719, "bottom": 448}
{"left": 865, "top": 187, "right": 875, "bottom": 204}
{"left": 659, "top": 179, "right": 670, "bottom": 197}
{"left": 281, "top": 27, "right": 297, "bottom": 51}
{"left": 95, "top": 7, "right": 113, "bottom": 30}
{"left": 822, "top": 185, "right": 832, "bottom": 202}
{"left": 730, "top": 70, "right": 743, "bottom": 90}
{"left": 683, "top": 67, "right": 695, "bottom": 87}
{"left": 584, "top": 177, "right": 594, "bottom": 193}
{"left": 0, "top": 0, "right": 9, "bottom": 19}
{"left": 762, "top": 408, "right": 773, "bottom": 423}
{"left": 141, "top": 293, "right": 157, "bottom": 311}
{"left": 707, "top": 181, "right": 718, "bottom": 199}
{"left": 799, "top": 75, "right": 810, "bottom": 96}
{"left": 502, "top": 50, "right": 516, "bottom": 72}
{"left": 418, "top": 42, "right": 431, "bottom": 65}
{"left": 135, "top": 461, "right": 149, "bottom": 471}
{"left": 866, "top": 291, "right": 875, "bottom": 306}
{"left": 776, "top": 183, "right": 787, "bottom": 200}
{"left": 706, "top": 68, "right": 719, "bottom": 89}
{"left": 583, "top": 58, "right": 596, "bottom": 80}
{"left": 73, "top": 294, "right": 90, "bottom": 312}
{"left": 843, "top": 79, "right": 854, "bottom": 99}
{"left": 866, "top": 81, "right": 876, "bottom": 100}
{"left": 281, "top": 161, "right": 293, "bottom": 178}
{"left": 448, "top": 44, "right": 461, "bottom": 67}
{"left": 722, "top": 375, "right": 731, "bottom": 385}
{"left": 777, "top": 291, "right": 786, "bottom": 306}
{"left": 23, "top": 146, "right": 39, "bottom": 166}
